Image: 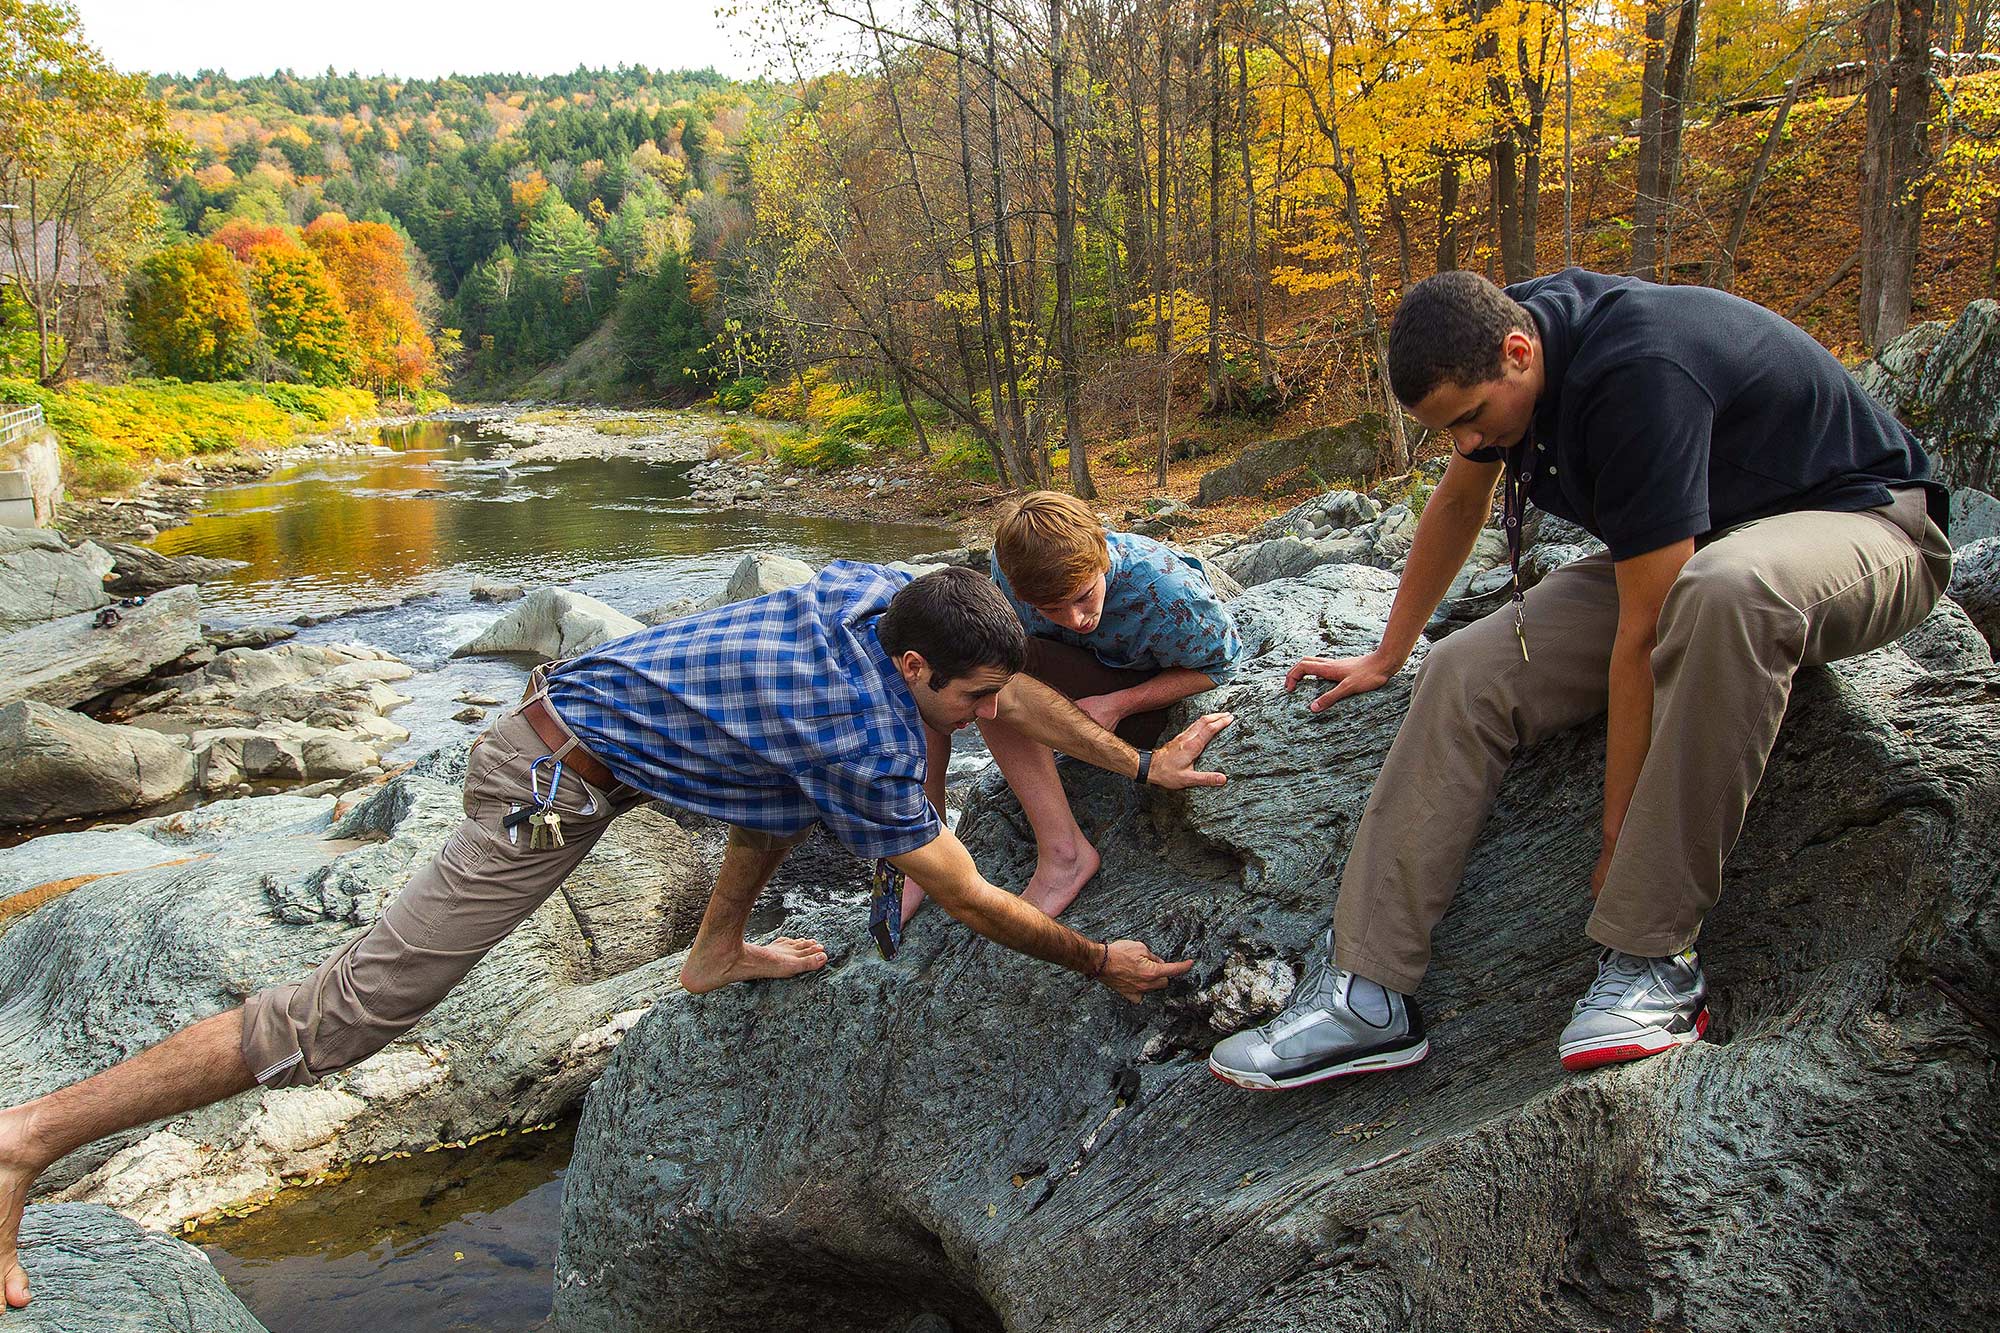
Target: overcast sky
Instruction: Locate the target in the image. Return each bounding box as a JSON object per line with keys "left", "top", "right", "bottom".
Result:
{"left": 68, "top": 0, "right": 782, "bottom": 82}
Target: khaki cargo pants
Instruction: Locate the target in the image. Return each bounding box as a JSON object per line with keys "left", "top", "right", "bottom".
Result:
{"left": 1334, "top": 488, "right": 1954, "bottom": 995}
{"left": 240, "top": 693, "right": 807, "bottom": 1089}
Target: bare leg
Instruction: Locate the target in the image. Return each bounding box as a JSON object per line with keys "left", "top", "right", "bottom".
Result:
{"left": 978, "top": 716, "right": 1100, "bottom": 918}
{"left": 2, "top": 1009, "right": 254, "bottom": 1309}
{"left": 901, "top": 724, "right": 953, "bottom": 925}
{"left": 678, "top": 840, "right": 828, "bottom": 993}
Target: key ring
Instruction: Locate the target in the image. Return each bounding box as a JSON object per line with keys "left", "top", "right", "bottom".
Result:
{"left": 530, "top": 755, "right": 566, "bottom": 811}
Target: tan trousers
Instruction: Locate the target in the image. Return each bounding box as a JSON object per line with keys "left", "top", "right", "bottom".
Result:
{"left": 1333, "top": 489, "right": 1953, "bottom": 995}
{"left": 240, "top": 700, "right": 805, "bottom": 1088}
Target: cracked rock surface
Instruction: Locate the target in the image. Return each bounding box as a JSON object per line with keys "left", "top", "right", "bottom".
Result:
{"left": 553, "top": 561, "right": 2000, "bottom": 1333}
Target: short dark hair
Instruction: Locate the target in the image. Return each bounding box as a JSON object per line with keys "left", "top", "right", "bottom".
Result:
{"left": 878, "top": 566, "right": 1027, "bottom": 687}
{"left": 1387, "top": 270, "right": 1536, "bottom": 406}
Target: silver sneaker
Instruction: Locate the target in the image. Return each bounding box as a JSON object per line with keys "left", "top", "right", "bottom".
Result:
{"left": 1558, "top": 947, "right": 1710, "bottom": 1071}
{"left": 1208, "top": 935, "right": 1428, "bottom": 1091}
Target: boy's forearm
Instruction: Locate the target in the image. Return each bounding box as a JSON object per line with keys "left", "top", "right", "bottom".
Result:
{"left": 1102, "top": 667, "right": 1218, "bottom": 717}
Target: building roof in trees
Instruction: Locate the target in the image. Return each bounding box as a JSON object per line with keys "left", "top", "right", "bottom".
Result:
{"left": 0, "top": 221, "right": 108, "bottom": 292}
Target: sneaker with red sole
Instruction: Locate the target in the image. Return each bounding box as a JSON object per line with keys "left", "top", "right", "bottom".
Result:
{"left": 1558, "top": 947, "right": 1709, "bottom": 1071}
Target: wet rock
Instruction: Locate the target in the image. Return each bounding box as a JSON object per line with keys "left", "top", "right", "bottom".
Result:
{"left": 0, "top": 528, "right": 112, "bottom": 631}
{"left": 470, "top": 576, "right": 527, "bottom": 604}
{"left": 700, "top": 553, "right": 816, "bottom": 610}
{"left": 453, "top": 706, "right": 487, "bottom": 723}
{"left": 0, "top": 584, "right": 205, "bottom": 710}
{"left": 99, "top": 542, "right": 247, "bottom": 596}
{"left": 2, "top": 758, "right": 707, "bottom": 1235}
{"left": 7, "top": 1204, "right": 266, "bottom": 1333}
{"left": 0, "top": 701, "right": 196, "bottom": 828}
{"left": 554, "top": 560, "right": 2000, "bottom": 1333}
{"left": 452, "top": 588, "right": 644, "bottom": 663}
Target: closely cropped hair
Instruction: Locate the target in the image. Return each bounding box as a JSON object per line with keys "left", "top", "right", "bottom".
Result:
{"left": 994, "top": 491, "right": 1111, "bottom": 606}
{"left": 878, "top": 567, "right": 1027, "bottom": 688}
{"left": 1386, "top": 270, "right": 1536, "bottom": 406}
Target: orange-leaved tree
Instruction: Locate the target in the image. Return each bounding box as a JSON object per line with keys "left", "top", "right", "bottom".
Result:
{"left": 303, "top": 212, "right": 436, "bottom": 393}
{"left": 126, "top": 239, "right": 258, "bottom": 380}
{"left": 211, "top": 218, "right": 360, "bottom": 384}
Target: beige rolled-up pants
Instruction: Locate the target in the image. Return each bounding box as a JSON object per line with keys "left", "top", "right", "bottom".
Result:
{"left": 1334, "top": 488, "right": 1953, "bottom": 996}
{"left": 240, "top": 694, "right": 807, "bottom": 1089}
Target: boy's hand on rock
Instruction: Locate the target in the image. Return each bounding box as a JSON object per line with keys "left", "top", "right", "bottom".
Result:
{"left": 1286, "top": 653, "right": 1393, "bottom": 711}
{"left": 1098, "top": 940, "right": 1195, "bottom": 1002}
{"left": 1148, "top": 712, "right": 1233, "bottom": 788}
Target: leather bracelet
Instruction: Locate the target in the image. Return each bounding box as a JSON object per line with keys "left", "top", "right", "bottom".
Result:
{"left": 1090, "top": 940, "right": 1109, "bottom": 978}
{"left": 1135, "top": 749, "right": 1153, "bottom": 785}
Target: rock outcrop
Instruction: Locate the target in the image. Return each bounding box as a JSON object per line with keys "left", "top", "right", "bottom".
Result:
{"left": 1951, "top": 536, "right": 2000, "bottom": 651}
{"left": 1952, "top": 487, "right": 2000, "bottom": 547}
{"left": 1858, "top": 299, "right": 2000, "bottom": 492}
{"left": 0, "top": 755, "right": 713, "bottom": 1236}
{"left": 0, "top": 528, "right": 112, "bottom": 632}
{"left": 553, "top": 561, "right": 2000, "bottom": 1333}
{"left": 6, "top": 1204, "right": 266, "bottom": 1333}
{"left": 1195, "top": 416, "right": 1385, "bottom": 506}
{"left": 0, "top": 584, "right": 205, "bottom": 710}
{"left": 99, "top": 542, "right": 247, "bottom": 596}
{"left": 0, "top": 701, "right": 197, "bottom": 827}
{"left": 452, "top": 587, "right": 643, "bottom": 662}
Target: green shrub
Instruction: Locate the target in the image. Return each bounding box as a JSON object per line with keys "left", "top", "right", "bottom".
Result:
{"left": 776, "top": 431, "right": 865, "bottom": 471}
{"left": 715, "top": 376, "right": 766, "bottom": 411}
{"left": 930, "top": 429, "right": 997, "bottom": 481}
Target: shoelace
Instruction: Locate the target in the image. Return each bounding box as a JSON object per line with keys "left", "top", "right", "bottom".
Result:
{"left": 1578, "top": 949, "right": 1647, "bottom": 1011}
{"left": 1257, "top": 949, "right": 1344, "bottom": 1040}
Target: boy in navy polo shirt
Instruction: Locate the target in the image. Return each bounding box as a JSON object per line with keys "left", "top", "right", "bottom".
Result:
{"left": 1210, "top": 269, "right": 1952, "bottom": 1090}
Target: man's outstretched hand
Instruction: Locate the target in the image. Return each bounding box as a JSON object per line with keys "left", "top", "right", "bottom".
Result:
{"left": 1285, "top": 652, "right": 1396, "bottom": 712}
{"left": 1098, "top": 940, "right": 1195, "bottom": 1002}
{"left": 1147, "top": 712, "right": 1234, "bottom": 788}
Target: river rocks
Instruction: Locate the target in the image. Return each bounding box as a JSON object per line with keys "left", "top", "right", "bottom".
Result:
{"left": 1952, "top": 487, "right": 2000, "bottom": 547}
{"left": 908, "top": 546, "right": 993, "bottom": 576}
{"left": 7, "top": 1204, "right": 266, "bottom": 1333}
{"left": 452, "top": 588, "right": 644, "bottom": 662}
{"left": 0, "top": 701, "right": 196, "bottom": 828}
{"left": 0, "top": 761, "right": 709, "bottom": 1239}
{"left": 700, "top": 552, "right": 816, "bottom": 609}
{"left": 1195, "top": 416, "right": 1385, "bottom": 506}
{"left": 553, "top": 557, "right": 2000, "bottom": 1333}
{"left": 99, "top": 542, "right": 247, "bottom": 596}
{"left": 1216, "top": 503, "right": 1503, "bottom": 599}
{"left": 1859, "top": 299, "right": 2000, "bottom": 492}
{"left": 1950, "top": 536, "right": 2000, "bottom": 651}
{"left": 0, "top": 527, "right": 112, "bottom": 631}
{"left": 1249, "top": 488, "right": 1382, "bottom": 542}
{"left": 470, "top": 576, "right": 527, "bottom": 603}
{"left": 0, "top": 584, "right": 205, "bottom": 710}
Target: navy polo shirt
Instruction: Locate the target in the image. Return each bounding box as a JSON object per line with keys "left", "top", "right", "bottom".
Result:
{"left": 1485, "top": 269, "right": 1945, "bottom": 561}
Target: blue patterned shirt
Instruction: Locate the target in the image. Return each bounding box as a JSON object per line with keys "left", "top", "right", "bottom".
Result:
{"left": 543, "top": 561, "right": 939, "bottom": 860}
{"left": 995, "top": 531, "right": 1242, "bottom": 683}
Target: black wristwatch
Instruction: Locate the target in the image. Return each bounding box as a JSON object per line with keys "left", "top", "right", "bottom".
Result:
{"left": 1135, "top": 749, "right": 1153, "bottom": 785}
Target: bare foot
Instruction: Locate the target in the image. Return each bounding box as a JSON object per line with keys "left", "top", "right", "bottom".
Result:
{"left": 1020, "top": 840, "right": 1101, "bottom": 919}
{"left": 900, "top": 877, "right": 928, "bottom": 927}
{"left": 680, "top": 936, "right": 829, "bottom": 994}
{"left": 1, "top": 1108, "right": 40, "bottom": 1309}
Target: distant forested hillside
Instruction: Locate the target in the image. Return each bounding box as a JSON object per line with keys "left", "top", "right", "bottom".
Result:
{"left": 147, "top": 66, "right": 774, "bottom": 395}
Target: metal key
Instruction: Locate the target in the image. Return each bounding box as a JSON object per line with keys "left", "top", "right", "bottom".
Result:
{"left": 528, "top": 810, "right": 548, "bottom": 849}
{"left": 544, "top": 810, "right": 565, "bottom": 849}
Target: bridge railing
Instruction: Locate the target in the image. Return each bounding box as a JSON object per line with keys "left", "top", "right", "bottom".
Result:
{"left": 0, "top": 403, "right": 45, "bottom": 452}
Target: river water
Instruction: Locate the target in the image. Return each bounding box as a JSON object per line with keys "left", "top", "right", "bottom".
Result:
{"left": 142, "top": 414, "right": 958, "bottom": 1330}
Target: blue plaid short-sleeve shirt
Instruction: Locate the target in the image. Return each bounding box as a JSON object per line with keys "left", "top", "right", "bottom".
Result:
{"left": 542, "top": 561, "right": 940, "bottom": 860}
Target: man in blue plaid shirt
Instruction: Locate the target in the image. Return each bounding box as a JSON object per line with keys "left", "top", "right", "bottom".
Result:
{"left": 1, "top": 565, "right": 1235, "bottom": 1310}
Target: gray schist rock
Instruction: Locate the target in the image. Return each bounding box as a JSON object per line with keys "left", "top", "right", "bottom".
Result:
{"left": 554, "top": 561, "right": 2000, "bottom": 1333}
{"left": 99, "top": 542, "right": 247, "bottom": 596}
{"left": 452, "top": 587, "right": 643, "bottom": 662}
{"left": 1858, "top": 300, "right": 2000, "bottom": 492}
{"left": 0, "top": 701, "right": 197, "bottom": 827}
{"left": 0, "top": 760, "right": 709, "bottom": 1235}
{"left": 0, "top": 528, "right": 112, "bottom": 631}
{"left": 1952, "top": 487, "right": 2000, "bottom": 547}
{"left": 8, "top": 1204, "right": 266, "bottom": 1333}
{"left": 1950, "top": 536, "right": 2000, "bottom": 652}
{"left": 0, "top": 583, "right": 205, "bottom": 711}
{"left": 698, "top": 552, "right": 816, "bottom": 610}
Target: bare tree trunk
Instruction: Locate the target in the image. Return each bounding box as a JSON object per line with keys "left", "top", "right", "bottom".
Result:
{"left": 1561, "top": 0, "right": 1575, "bottom": 265}
{"left": 1236, "top": 39, "right": 1278, "bottom": 395}
{"left": 1383, "top": 157, "right": 1415, "bottom": 288}
{"left": 1656, "top": 0, "right": 1702, "bottom": 277}
{"left": 1206, "top": 0, "right": 1229, "bottom": 412}
{"left": 1859, "top": 0, "right": 1896, "bottom": 346}
{"left": 1437, "top": 152, "right": 1461, "bottom": 270}
{"left": 1050, "top": 0, "right": 1094, "bottom": 497}
{"left": 1154, "top": 9, "right": 1174, "bottom": 487}
{"left": 1631, "top": 0, "right": 1670, "bottom": 276}
{"left": 1867, "top": 0, "right": 1936, "bottom": 344}
{"left": 952, "top": 1, "right": 1014, "bottom": 485}
{"left": 1718, "top": 30, "right": 1826, "bottom": 289}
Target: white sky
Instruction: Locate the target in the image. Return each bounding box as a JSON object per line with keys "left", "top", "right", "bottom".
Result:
{"left": 68, "top": 0, "right": 779, "bottom": 82}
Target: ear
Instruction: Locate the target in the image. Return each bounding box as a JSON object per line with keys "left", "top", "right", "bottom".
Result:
{"left": 1501, "top": 328, "right": 1536, "bottom": 372}
{"left": 895, "top": 649, "right": 929, "bottom": 687}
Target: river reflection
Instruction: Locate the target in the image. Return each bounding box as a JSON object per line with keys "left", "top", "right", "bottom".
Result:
{"left": 196, "top": 1121, "right": 577, "bottom": 1333}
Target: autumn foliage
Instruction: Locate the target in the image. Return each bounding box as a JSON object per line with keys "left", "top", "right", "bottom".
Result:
{"left": 303, "top": 213, "right": 437, "bottom": 393}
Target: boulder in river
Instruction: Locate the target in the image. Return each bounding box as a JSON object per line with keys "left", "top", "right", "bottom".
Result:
{"left": 700, "top": 552, "right": 816, "bottom": 610}
{"left": 0, "top": 700, "right": 196, "bottom": 828}
{"left": 7, "top": 1204, "right": 266, "bottom": 1333}
{"left": 452, "top": 587, "right": 643, "bottom": 662}
{"left": 99, "top": 541, "right": 247, "bottom": 596}
{"left": 0, "top": 584, "right": 205, "bottom": 711}
{"left": 552, "top": 559, "right": 2000, "bottom": 1333}
{"left": 0, "top": 528, "right": 113, "bottom": 632}
{"left": 470, "top": 576, "right": 527, "bottom": 604}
